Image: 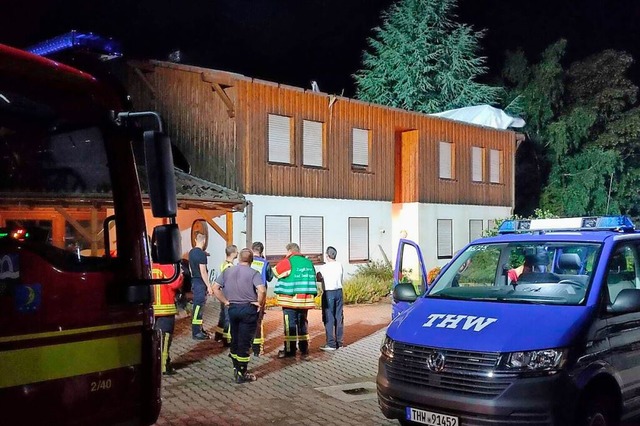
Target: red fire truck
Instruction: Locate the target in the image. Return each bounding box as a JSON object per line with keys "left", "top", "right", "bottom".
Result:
{"left": 0, "top": 43, "right": 181, "bottom": 425}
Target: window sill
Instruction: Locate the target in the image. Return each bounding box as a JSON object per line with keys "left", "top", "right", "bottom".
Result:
{"left": 304, "top": 253, "right": 325, "bottom": 264}
{"left": 268, "top": 162, "right": 296, "bottom": 167}
{"left": 302, "top": 165, "right": 328, "bottom": 171}
{"left": 351, "top": 168, "right": 373, "bottom": 175}
{"left": 349, "top": 259, "right": 369, "bottom": 264}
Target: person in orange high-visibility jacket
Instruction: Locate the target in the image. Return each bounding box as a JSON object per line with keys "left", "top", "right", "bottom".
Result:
{"left": 152, "top": 263, "right": 184, "bottom": 375}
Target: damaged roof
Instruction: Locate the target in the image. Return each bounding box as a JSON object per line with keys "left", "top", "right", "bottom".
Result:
{"left": 0, "top": 168, "right": 246, "bottom": 214}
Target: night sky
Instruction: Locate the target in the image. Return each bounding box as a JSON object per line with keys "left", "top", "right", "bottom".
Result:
{"left": 3, "top": 0, "right": 640, "bottom": 96}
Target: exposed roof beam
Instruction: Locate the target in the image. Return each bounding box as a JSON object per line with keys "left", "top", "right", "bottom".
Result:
{"left": 201, "top": 73, "right": 235, "bottom": 118}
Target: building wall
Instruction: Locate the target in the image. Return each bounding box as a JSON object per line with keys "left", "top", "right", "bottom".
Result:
{"left": 227, "top": 195, "right": 511, "bottom": 279}
{"left": 231, "top": 194, "right": 392, "bottom": 277}
{"left": 237, "top": 78, "right": 515, "bottom": 206}
{"left": 127, "top": 64, "right": 240, "bottom": 190}
{"left": 391, "top": 203, "right": 512, "bottom": 272}
{"left": 127, "top": 61, "right": 516, "bottom": 207}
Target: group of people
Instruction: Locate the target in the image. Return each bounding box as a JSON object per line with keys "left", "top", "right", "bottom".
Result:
{"left": 152, "top": 235, "right": 344, "bottom": 384}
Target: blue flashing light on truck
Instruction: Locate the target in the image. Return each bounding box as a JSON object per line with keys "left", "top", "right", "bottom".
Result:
{"left": 379, "top": 216, "right": 640, "bottom": 426}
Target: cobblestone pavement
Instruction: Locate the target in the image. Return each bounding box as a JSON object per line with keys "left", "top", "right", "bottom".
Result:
{"left": 155, "top": 300, "right": 396, "bottom": 426}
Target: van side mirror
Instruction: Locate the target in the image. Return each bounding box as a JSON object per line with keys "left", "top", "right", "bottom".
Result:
{"left": 393, "top": 283, "right": 418, "bottom": 303}
{"left": 144, "top": 130, "right": 177, "bottom": 218}
{"left": 607, "top": 289, "right": 640, "bottom": 314}
{"left": 151, "top": 224, "right": 181, "bottom": 264}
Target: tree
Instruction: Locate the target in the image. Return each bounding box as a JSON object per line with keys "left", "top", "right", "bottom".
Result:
{"left": 353, "top": 0, "right": 501, "bottom": 114}
{"left": 503, "top": 42, "right": 640, "bottom": 217}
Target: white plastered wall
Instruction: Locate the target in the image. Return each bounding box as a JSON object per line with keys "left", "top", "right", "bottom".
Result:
{"left": 232, "top": 195, "right": 393, "bottom": 278}
{"left": 391, "top": 203, "right": 512, "bottom": 272}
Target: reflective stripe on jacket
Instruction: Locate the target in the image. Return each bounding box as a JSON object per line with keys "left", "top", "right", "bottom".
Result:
{"left": 152, "top": 264, "right": 184, "bottom": 317}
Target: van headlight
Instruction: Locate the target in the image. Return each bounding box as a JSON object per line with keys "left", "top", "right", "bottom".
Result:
{"left": 498, "top": 348, "right": 567, "bottom": 372}
{"left": 380, "top": 335, "right": 394, "bottom": 359}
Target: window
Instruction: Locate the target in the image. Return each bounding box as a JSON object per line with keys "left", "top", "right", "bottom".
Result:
{"left": 302, "top": 120, "right": 324, "bottom": 167}
{"left": 471, "top": 146, "right": 484, "bottom": 182}
{"left": 268, "top": 114, "right": 292, "bottom": 164}
{"left": 300, "top": 216, "right": 324, "bottom": 263}
{"left": 437, "top": 219, "right": 453, "bottom": 259}
{"left": 606, "top": 245, "right": 638, "bottom": 304}
{"left": 489, "top": 149, "right": 502, "bottom": 183}
{"left": 469, "top": 220, "right": 483, "bottom": 242}
{"left": 265, "top": 215, "right": 291, "bottom": 261}
{"left": 0, "top": 125, "right": 112, "bottom": 260}
{"left": 439, "top": 142, "right": 454, "bottom": 179}
{"left": 349, "top": 217, "right": 369, "bottom": 262}
{"left": 352, "top": 128, "right": 369, "bottom": 169}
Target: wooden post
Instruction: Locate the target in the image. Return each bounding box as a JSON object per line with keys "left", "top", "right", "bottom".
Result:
{"left": 225, "top": 212, "right": 233, "bottom": 246}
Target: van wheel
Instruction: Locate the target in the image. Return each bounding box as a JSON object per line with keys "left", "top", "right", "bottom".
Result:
{"left": 580, "top": 395, "right": 617, "bottom": 426}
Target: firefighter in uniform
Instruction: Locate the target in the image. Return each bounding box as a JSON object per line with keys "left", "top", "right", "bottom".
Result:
{"left": 273, "top": 242, "right": 318, "bottom": 359}
{"left": 152, "top": 263, "right": 184, "bottom": 375}
{"left": 250, "top": 241, "right": 273, "bottom": 356}
{"left": 213, "top": 248, "right": 266, "bottom": 383}
{"left": 213, "top": 245, "right": 237, "bottom": 346}
{"left": 189, "top": 232, "right": 213, "bottom": 340}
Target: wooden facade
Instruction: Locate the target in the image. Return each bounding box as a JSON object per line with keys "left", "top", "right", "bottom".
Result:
{"left": 127, "top": 61, "right": 515, "bottom": 207}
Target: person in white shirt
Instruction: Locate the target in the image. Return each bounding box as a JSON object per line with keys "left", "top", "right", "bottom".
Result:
{"left": 317, "top": 246, "right": 344, "bottom": 351}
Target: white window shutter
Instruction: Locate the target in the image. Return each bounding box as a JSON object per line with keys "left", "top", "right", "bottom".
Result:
{"left": 265, "top": 215, "right": 291, "bottom": 257}
{"left": 349, "top": 217, "right": 369, "bottom": 261}
{"left": 471, "top": 147, "right": 483, "bottom": 182}
{"left": 302, "top": 120, "right": 323, "bottom": 167}
{"left": 352, "top": 128, "right": 369, "bottom": 167}
{"left": 469, "top": 219, "right": 483, "bottom": 242}
{"left": 300, "top": 216, "right": 323, "bottom": 254}
{"left": 268, "top": 114, "right": 292, "bottom": 164}
{"left": 439, "top": 142, "right": 452, "bottom": 179}
{"left": 437, "top": 219, "right": 453, "bottom": 258}
{"left": 490, "top": 149, "right": 502, "bottom": 183}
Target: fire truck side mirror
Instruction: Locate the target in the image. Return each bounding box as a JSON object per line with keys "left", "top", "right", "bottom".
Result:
{"left": 151, "top": 224, "right": 182, "bottom": 264}
{"left": 144, "top": 130, "right": 178, "bottom": 218}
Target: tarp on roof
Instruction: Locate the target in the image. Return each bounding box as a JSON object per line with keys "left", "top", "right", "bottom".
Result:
{"left": 430, "top": 105, "right": 525, "bottom": 130}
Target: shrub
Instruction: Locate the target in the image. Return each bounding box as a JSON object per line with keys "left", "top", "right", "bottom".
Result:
{"left": 342, "top": 275, "right": 391, "bottom": 304}
{"left": 342, "top": 261, "right": 393, "bottom": 305}
{"left": 267, "top": 261, "right": 393, "bottom": 309}
{"left": 427, "top": 266, "right": 441, "bottom": 284}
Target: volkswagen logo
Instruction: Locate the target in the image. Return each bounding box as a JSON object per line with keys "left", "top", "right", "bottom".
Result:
{"left": 426, "top": 352, "right": 446, "bottom": 372}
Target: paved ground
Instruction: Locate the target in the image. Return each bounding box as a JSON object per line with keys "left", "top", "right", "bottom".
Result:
{"left": 155, "top": 299, "right": 396, "bottom": 426}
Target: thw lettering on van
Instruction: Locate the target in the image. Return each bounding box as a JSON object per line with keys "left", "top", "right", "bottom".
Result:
{"left": 422, "top": 314, "right": 497, "bottom": 332}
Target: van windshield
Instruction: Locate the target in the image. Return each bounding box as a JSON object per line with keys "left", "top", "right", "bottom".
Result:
{"left": 428, "top": 242, "right": 602, "bottom": 305}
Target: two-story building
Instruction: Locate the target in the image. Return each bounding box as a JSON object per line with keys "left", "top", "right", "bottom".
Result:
{"left": 126, "top": 60, "right": 516, "bottom": 276}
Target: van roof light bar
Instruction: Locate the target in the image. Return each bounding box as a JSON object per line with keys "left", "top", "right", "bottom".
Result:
{"left": 26, "top": 30, "right": 122, "bottom": 60}
{"left": 498, "top": 215, "right": 635, "bottom": 234}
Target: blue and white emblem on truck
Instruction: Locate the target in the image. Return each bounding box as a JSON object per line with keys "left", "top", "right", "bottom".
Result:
{"left": 422, "top": 314, "right": 497, "bottom": 331}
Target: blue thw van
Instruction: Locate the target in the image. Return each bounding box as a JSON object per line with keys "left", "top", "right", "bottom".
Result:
{"left": 378, "top": 216, "right": 640, "bottom": 426}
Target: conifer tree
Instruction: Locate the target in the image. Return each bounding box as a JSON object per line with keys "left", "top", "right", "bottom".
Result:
{"left": 354, "top": 0, "right": 501, "bottom": 113}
